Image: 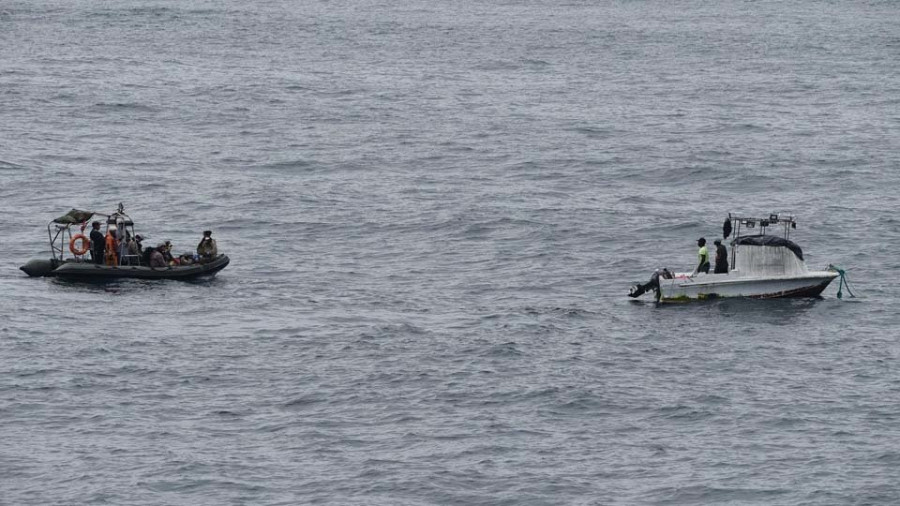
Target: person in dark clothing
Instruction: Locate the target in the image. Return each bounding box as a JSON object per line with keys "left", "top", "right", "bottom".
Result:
{"left": 141, "top": 247, "right": 153, "bottom": 266}
{"left": 197, "top": 230, "right": 217, "bottom": 259}
{"left": 161, "top": 240, "right": 176, "bottom": 265}
{"left": 629, "top": 268, "right": 674, "bottom": 300}
{"left": 89, "top": 221, "right": 105, "bottom": 264}
{"left": 714, "top": 239, "right": 729, "bottom": 274}
{"left": 150, "top": 244, "right": 167, "bottom": 268}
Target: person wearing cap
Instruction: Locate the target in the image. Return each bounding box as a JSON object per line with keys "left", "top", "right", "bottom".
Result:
{"left": 89, "top": 221, "right": 105, "bottom": 264}
{"left": 149, "top": 244, "right": 167, "bottom": 268}
{"left": 692, "top": 237, "right": 710, "bottom": 275}
{"left": 714, "top": 239, "right": 729, "bottom": 274}
{"left": 197, "top": 230, "right": 217, "bottom": 259}
{"left": 104, "top": 225, "right": 119, "bottom": 266}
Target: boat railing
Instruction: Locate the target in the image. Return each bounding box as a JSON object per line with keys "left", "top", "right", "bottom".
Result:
{"left": 45, "top": 204, "right": 140, "bottom": 265}
{"left": 728, "top": 213, "right": 796, "bottom": 241}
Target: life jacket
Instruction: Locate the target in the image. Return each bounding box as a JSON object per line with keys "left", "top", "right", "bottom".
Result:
{"left": 105, "top": 233, "right": 118, "bottom": 266}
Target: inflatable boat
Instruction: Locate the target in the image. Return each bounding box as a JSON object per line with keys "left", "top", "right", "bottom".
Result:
{"left": 19, "top": 204, "right": 229, "bottom": 281}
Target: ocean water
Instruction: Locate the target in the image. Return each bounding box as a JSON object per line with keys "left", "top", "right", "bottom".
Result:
{"left": 2, "top": 0, "right": 899, "bottom": 504}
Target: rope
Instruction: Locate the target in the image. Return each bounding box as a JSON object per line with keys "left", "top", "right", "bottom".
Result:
{"left": 828, "top": 264, "right": 856, "bottom": 299}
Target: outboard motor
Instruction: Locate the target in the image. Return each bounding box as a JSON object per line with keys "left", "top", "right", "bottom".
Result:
{"left": 628, "top": 268, "right": 672, "bottom": 300}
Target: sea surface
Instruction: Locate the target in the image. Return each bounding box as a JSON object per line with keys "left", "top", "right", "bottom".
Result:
{"left": 2, "top": 1, "right": 899, "bottom": 504}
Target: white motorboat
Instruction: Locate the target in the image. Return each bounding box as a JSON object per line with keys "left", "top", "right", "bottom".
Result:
{"left": 628, "top": 214, "right": 839, "bottom": 302}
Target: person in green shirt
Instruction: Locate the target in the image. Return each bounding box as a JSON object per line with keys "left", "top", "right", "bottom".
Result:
{"left": 693, "top": 237, "right": 710, "bottom": 275}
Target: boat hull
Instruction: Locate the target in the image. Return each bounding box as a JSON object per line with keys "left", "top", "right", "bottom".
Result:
{"left": 658, "top": 271, "right": 838, "bottom": 302}
{"left": 21, "top": 255, "right": 230, "bottom": 280}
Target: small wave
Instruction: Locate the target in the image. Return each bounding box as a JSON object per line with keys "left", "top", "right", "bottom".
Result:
{"left": 569, "top": 125, "right": 622, "bottom": 138}
{"left": 876, "top": 451, "right": 900, "bottom": 463}
{"left": 254, "top": 159, "right": 317, "bottom": 172}
{"left": 210, "top": 409, "right": 244, "bottom": 417}
{"left": 16, "top": 368, "right": 56, "bottom": 378}
{"left": 649, "top": 485, "right": 789, "bottom": 504}
{"left": 734, "top": 122, "right": 768, "bottom": 132}
{"left": 282, "top": 395, "right": 326, "bottom": 409}
{"left": 316, "top": 88, "right": 365, "bottom": 96}
{"left": 517, "top": 305, "right": 595, "bottom": 318}
{"left": 0, "top": 159, "right": 26, "bottom": 171}
{"left": 361, "top": 322, "right": 429, "bottom": 339}
{"left": 633, "top": 219, "right": 703, "bottom": 233}
{"left": 483, "top": 341, "right": 523, "bottom": 357}
{"left": 185, "top": 9, "right": 222, "bottom": 15}
{"left": 656, "top": 404, "right": 715, "bottom": 421}
{"left": 472, "top": 60, "right": 523, "bottom": 71}
{"left": 91, "top": 102, "right": 157, "bottom": 113}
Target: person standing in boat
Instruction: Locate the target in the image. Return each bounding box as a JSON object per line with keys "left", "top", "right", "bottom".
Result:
{"left": 120, "top": 233, "right": 143, "bottom": 266}
{"left": 197, "top": 230, "right": 217, "bottom": 259}
{"left": 104, "top": 225, "right": 119, "bottom": 266}
{"left": 89, "top": 221, "right": 105, "bottom": 264}
{"left": 118, "top": 232, "right": 131, "bottom": 264}
{"left": 714, "top": 239, "right": 729, "bottom": 274}
{"left": 692, "top": 237, "right": 710, "bottom": 275}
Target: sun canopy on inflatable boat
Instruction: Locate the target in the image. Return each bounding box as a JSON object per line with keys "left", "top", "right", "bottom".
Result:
{"left": 52, "top": 209, "right": 96, "bottom": 224}
{"left": 734, "top": 235, "right": 803, "bottom": 261}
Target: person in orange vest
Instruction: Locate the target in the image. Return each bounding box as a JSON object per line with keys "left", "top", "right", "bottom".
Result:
{"left": 104, "top": 226, "right": 119, "bottom": 266}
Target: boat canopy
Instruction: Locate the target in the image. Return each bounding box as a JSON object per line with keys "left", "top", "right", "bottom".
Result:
{"left": 53, "top": 209, "right": 95, "bottom": 224}
{"left": 734, "top": 235, "right": 803, "bottom": 261}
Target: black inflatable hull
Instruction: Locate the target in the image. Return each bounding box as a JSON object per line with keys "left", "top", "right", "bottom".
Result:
{"left": 20, "top": 255, "right": 229, "bottom": 280}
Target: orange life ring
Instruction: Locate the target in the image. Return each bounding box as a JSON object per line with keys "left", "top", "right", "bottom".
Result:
{"left": 69, "top": 234, "right": 91, "bottom": 255}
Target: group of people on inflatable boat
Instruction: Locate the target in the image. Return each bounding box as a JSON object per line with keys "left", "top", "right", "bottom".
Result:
{"left": 83, "top": 222, "right": 218, "bottom": 268}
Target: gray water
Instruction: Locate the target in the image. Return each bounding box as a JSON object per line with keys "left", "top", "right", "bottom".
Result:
{"left": 2, "top": 1, "right": 899, "bottom": 504}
